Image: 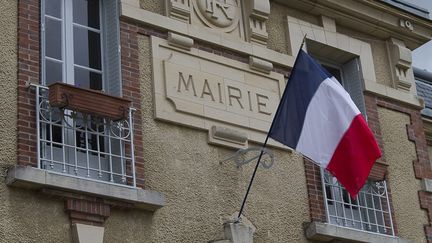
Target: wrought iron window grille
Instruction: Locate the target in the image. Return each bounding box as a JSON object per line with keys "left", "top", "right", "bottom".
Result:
{"left": 32, "top": 83, "right": 137, "bottom": 187}
{"left": 321, "top": 169, "right": 394, "bottom": 236}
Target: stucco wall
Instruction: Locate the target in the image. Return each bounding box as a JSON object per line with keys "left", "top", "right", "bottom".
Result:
{"left": 140, "top": 0, "right": 164, "bottom": 15}
{"left": 378, "top": 107, "right": 428, "bottom": 242}
{"left": 337, "top": 26, "right": 393, "bottom": 88}
{"left": 104, "top": 35, "right": 310, "bottom": 243}
{"left": 0, "top": 0, "right": 18, "bottom": 170}
{"left": 267, "top": 2, "right": 320, "bottom": 55}
{"left": 0, "top": 1, "right": 71, "bottom": 242}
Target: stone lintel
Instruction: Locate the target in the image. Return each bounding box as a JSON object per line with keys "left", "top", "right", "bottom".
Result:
{"left": 6, "top": 165, "right": 165, "bottom": 211}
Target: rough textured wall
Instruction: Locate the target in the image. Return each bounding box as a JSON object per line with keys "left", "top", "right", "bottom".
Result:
{"left": 337, "top": 26, "right": 393, "bottom": 88}
{"left": 104, "top": 35, "right": 310, "bottom": 243}
{"left": 378, "top": 107, "right": 428, "bottom": 242}
{"left": 267, "top": 3, "right": 289, "bottom": 55}
{"left": 0, "top": 1, "right": 71, "bottom": 242}
{"left": 0, "top": 0, "right": 18, "bottom": 170}
{"left": 0, "top": 183, "right": 71, "bottom": 242}
{"left": 140, "top": 0, "right": 164, "bottom": 15}
{"left": 370, "top": 40, "right": 393, "bottom": 87}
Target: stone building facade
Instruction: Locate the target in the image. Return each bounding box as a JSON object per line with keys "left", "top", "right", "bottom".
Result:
{"left": 1, "top": 0, "right": 432, "bottom": 242}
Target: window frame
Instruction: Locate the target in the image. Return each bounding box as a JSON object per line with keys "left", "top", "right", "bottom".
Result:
{"left": 41, "top": 0, "right": 105, "bottom": 91}
{"left": 313, "top": 57, "right": 393, "bottom": 236}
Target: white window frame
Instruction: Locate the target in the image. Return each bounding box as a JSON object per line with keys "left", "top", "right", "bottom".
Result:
{"left": 41, "top": 0, "right": 105, "bottom": 90}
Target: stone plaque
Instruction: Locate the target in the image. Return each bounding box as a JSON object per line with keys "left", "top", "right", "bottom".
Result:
{"left": 151, "top": 36, "right": 285, "bottom": 147}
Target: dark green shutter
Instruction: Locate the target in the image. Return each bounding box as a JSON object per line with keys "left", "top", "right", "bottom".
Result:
{"left": 102, "top": 0, "right": 122, "bottom": 97}
{"left": 342, "top": 58, "right": 367, "bottom": 118}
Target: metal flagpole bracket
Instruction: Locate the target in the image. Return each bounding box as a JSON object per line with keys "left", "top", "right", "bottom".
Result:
{"left": 219, "top": 147, "right": 274, "bottom": 169}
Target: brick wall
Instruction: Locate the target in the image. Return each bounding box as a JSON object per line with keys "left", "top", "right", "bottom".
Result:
{"left": 304, "top": 158, "right": 326, "bottom": 222}
{"left": 17, "top": 0, "right": 39, "bottom": 167}
{"left": 364, "top": 94, "right": 389, "bottom": 180}
{"left": 65, "top": 198, "right": 110, "bottom": 226}
{"left": 119, "top": 21, "right": 147, "bottom": 188}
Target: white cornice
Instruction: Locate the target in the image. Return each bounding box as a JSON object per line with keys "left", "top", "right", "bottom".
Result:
{"left": 273, "top": 0, "right": 432, "bottom": 50}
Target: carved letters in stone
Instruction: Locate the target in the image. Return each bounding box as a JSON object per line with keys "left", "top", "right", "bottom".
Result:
{"left": 165, "top": 61, "right": 277, "bottom": 119}
{"left": 151, "top": 37, "right": 285, "bottom": 147}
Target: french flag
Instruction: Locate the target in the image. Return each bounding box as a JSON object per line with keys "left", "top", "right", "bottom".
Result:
{"left": 269, "top": 49, "right": 382, "bottom": 198}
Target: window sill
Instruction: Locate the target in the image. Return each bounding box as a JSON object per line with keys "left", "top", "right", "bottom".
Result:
{"left": 305, "top": 222, "right": 409, "bottom": 243}
{"left": 6, "top": 165, "right": 164, "bottom": 211}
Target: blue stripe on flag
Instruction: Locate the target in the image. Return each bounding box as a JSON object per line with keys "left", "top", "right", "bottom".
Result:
{"left": 269, "top": 50, "right": 332, "bottom": 148}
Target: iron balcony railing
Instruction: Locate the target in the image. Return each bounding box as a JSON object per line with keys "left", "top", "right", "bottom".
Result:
{"left": 33, "top": 84, "right": 136, "bottom": 187}
{"left": 321, "top": 169, "right": 394, "bottom": 236}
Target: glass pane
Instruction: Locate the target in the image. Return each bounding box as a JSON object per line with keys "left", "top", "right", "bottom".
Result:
{"left": 322, "top": 65, "right": 342, "bottom": 84}
{"left": 45, "top": 0, "right": 62, "bottom": 18}
{"left": 45, "top": 18, "right": 62, "bottom": 60}
{"left": 45, "top": 59, "right": 63, "bottom": 85}
{"left": 73, "top": 0, "right": 100, "bottom": 29}
{"left": 73, "top": 27, "right": 101, "bottom": 70}
{"left": 74, "top": 67, "right": 102, "bottom": 90}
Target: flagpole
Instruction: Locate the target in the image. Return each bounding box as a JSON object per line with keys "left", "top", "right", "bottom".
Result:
{"left": 236, "top": 35, "right": 308, "bottom": 222}
{"left": 236, "top": 135, "right": 270, "bottom": 221}
{"left": 299, "top": 34, "right": 307, "bottom": 51}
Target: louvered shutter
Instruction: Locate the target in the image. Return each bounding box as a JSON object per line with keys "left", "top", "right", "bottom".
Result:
{"left": 342, "top": 58, "right": 367, "bottom": 118}
{"left": 102, "top": 0, "right": 122, "bottom": 97}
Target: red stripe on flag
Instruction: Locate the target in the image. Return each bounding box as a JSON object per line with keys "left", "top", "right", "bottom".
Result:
{"left": 326, "top": 114, "right": 382, "bottom": 198}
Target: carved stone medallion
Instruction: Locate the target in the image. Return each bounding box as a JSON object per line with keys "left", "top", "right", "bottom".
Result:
{"left": 193, "top": 0, "right": 240, "bottom": 32}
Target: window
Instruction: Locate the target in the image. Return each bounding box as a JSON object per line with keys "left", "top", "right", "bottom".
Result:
{"left": 41, "top": 0, "right": 121, "bottom": 93}
{"left": 321, "top": 57, "right": 366, "bottom": 117}
{"left": 319, "top": 59, "right": 394, "bottom": 236}
{"left": 322, "top": 171, "right": 394, "bottom": 235}
{"left": 38, "top": 0, "right": 133, "bottom": 185}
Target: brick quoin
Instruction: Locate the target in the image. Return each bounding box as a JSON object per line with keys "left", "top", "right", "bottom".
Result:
{"left": 376, "top": 96, "right": 432, "bottom": 242}
{"left": 65, "top": 198, "right": 111, "bottom": 226}
{"left": 304, "top": 158, "right": 326, "bottom": 223}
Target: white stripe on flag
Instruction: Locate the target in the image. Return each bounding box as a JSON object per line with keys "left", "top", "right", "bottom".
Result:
{"left": 296, "top": 77, "right": 361, "bottom": 168}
